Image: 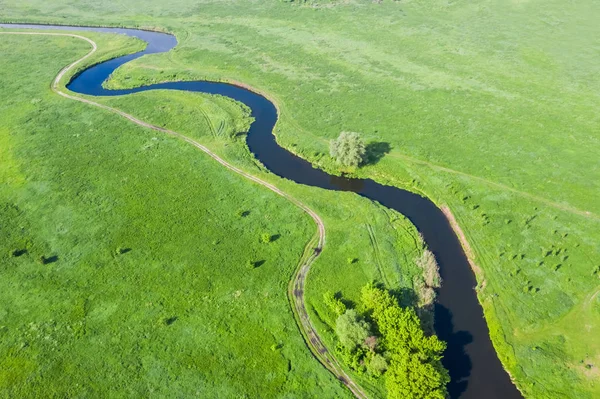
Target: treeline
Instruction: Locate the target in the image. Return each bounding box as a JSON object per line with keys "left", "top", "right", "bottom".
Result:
{"left": 324, "top": 284, "right": 449, "bottom": 399}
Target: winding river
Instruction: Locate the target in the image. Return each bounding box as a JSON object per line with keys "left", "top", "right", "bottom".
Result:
{"left": 1, "top": 23, "right": 522, "bottom": 399}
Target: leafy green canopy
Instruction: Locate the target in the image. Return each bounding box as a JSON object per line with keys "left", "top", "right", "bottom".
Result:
{"left": 323, "top": 291, "right": 347, "bottom": 316}
{"left": 329, "top": 131, "right": 366, "bottom": 168}
{"left": 335, "top": 309, "right": 371, "bottom": 350}
{"left": 362, "top": 284, "right": 450, "bottom": 399}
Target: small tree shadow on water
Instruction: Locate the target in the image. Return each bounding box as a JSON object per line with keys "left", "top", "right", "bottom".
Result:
{"left": 364, "top": 142, "right": 391, "bottom": 166}
{"left": 435, "top": 303, "right": 473, "bottom": 398}
{"left": 386, "top": 284, "right": 474, "bottom": 398}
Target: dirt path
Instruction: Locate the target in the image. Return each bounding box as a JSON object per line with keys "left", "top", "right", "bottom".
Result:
{"left": 0, "top": 30, "right": 368, "bottom": 398}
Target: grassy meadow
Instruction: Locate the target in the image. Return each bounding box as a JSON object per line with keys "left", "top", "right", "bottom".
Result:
{"left": 1, "top": 0, "right": 600, "bottom": 397}
{"left": 0, "top": 31, "right": 426, "bottom": 398}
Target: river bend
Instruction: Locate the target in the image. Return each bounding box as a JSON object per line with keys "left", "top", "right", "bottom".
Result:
{"left": 0, "top": 23, "right": 522, "bottom": 399}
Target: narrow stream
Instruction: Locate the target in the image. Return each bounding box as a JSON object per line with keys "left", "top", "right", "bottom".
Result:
{"left": 1, "top": 23, "right": 522, "bottom": 399}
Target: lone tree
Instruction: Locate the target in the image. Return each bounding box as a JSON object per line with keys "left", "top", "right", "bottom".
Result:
{"left": 330, "top": 131, "right": 366, "bottom": 168}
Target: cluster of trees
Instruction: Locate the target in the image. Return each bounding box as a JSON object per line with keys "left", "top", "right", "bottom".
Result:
{"left": 324, "top": 285, "right": 449, "bottom": 399}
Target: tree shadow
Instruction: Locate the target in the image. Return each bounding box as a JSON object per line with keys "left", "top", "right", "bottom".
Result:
{"left": 434, "top": 303, "right": 473, "bottom": 398}
{"left": 11, "top": 249, "right": 28, "bottom": 257}
{"left": 334, "top": 291, "right": 357, "bottom": 310}
{"left": 390, "top": 287, "right": 419, "bottom": 308}
{"left": 40, "top": 255, "right": 59, "bottom": 264}
{"left": 364, "top": 142, "right": 391, "bottom": 166}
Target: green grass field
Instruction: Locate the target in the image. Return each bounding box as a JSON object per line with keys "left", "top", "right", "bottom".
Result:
{"left": 0, "top": 31, "right": 427, "bottom": 398}
{"left": 1, "top": 0, "right": 600, "bottom": 397}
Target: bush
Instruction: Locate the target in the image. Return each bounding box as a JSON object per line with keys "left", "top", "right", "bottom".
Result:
{"left": 335, "top": 309, "right": 371, "bottom": 350}
{"left": 367, "top": 353, "right": 388, "bottom": 377}
{"left": 337, "top": 343, "right": 367, "bottom": 374}
{"left": 330, "top": 131, "right": 366, "bottom": 167}
{"left": 115, "top": 247, "right": 130, "bottom": 255}
{"left": 323, "top": 291, "right": 347, "bottom": 316}
{"left": 416, "top": 249, "right": 441, "bottom": 288}
{"left": 260, "top": 233, "right": 272, "bottom": 244}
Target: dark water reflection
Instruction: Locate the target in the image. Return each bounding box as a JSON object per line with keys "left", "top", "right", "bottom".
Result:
{"left": 0, "top": 23, "right": 522, "bottom": 399}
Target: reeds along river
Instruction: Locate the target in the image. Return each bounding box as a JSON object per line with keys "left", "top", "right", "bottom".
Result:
{"left": 1, "top": 23, "right": 522, "bottom": 399}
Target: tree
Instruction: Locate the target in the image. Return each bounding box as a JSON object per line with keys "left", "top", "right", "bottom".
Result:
{"left": 330, "top": 131, "right": 366, "bottom": 167}
{"left": 335, "top": 309, "right": 371, "bottom": 350}
{"left": 367, "top": 353, "right": 388, "bottom": 377}
{"left": 323, "top": 291, "right": 347, "bottom": 316}
{"left": 361, "top": 284, "right": 449, "bottom": 399}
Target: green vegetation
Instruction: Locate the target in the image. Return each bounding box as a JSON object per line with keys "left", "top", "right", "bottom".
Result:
{"left": 335, "top": 309, "right": 370, "bottom": 351}
{"left": 95, "top": 87, "right": 430, "bottom": 397}
{"left": 0, "top": 32, "right": 426, "bottom": 398}
{"left": 325, "top": 285, "right": 449, "bottom": 399}
{"left": 330, "top": 131, "right": 366, "bottom": 168}
{"left": 0, "top": 33, "right": 340, "bottom": 397}
{"left": 2, "top": 0, "right": 600, "bottom": 396}
{"left": 362, "top": 285, "right": 449, "bottom": 399}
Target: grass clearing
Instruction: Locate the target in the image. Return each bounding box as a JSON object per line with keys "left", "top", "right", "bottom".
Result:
{"left": 1, "top": 0, "right": 599, "bottom": 396}
{"left": 0, "top": 32, "right": 427, "bottom": 398}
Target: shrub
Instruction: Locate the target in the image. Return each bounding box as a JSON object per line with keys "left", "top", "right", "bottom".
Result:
{"left": 416, "top": 249, "right": 441, "bottom": 288}
{"left": 367, "top": 353, "right": 388, "bottom": 377}
{"left": 115, "top": 247, "right": 130, "bottom": 255}
{"left": 323, "top": 291, "right": 347, "bottom": 316}
{"left": 414, "top": 275, "right": 436, "bottom": 307}
{"left": 335, "top": 309, "right": 371, "bottom": 350}
{"left": 260, "top": 233, "right": 272, "bottom": 244}
{"left": 337, "top": 343, "right": 368, "bottom": 374}
{"left": 330, "top": 131, "right": 366, "bottom": 167}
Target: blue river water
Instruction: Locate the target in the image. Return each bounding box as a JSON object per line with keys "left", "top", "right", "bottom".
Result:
{"left": 1, "top": 23, "right": 522, "bottom": 399}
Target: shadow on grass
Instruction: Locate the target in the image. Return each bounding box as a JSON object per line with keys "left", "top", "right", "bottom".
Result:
{"left": 40, "top": 255, "right": 59, "bottom": 264}
{"left": 364, "top": 141, "right": 391, "bottom": 166}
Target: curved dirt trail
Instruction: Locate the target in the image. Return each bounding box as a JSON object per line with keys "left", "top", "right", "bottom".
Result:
{"left": 0, "top": 31, "right": 368, "bottom": 398}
